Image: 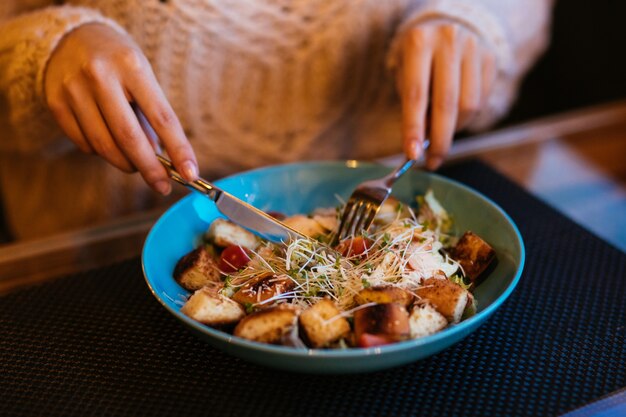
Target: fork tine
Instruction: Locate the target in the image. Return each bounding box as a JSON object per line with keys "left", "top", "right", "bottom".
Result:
{"left": 344, "top": 200, "right": 367, "bottom": 239}
{"left": 359, "top": 204, "right": 379, "bottom": 234}
{"left": 335, "top": 199, "right": 358, "bottom": 243}
{"left": 334, "top": 158, "right": 419, "bottom": 246}
{"left": 350, "top": 202, "right": 372, "bottom": 237}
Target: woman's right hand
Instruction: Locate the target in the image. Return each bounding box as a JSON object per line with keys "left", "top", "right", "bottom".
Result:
{"left": 44, "top": 23, "right": 198, "bottom": 195}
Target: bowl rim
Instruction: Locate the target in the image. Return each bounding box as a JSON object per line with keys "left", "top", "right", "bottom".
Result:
{"left": 142, "top": 160, "right": 525, "bottom": 358}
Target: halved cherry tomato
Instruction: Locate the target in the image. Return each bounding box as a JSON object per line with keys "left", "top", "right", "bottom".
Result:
{"left": 219, "top": 245, "right": 251, "bottom": 272}
{"left": 357, "top": 333, "right": 395, "bottom": 348}
{"left": 336, "top": 236, "right": 373, "bottom": 258}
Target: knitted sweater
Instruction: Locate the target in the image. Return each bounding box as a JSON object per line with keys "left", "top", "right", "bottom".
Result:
{"left": 0, "top": 0, "right": 552, "bottom": 240}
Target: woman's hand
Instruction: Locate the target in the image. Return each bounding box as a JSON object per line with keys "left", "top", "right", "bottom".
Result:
{"left": 44, "top": 23, "right": 198, "bottom": 195}
{"left": 396, "top": 21, "right": 496, "bottom": 170}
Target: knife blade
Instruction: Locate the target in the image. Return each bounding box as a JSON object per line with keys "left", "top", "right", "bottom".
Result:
{"left": 157, "top": 155, "right": 306, "bottom": 243}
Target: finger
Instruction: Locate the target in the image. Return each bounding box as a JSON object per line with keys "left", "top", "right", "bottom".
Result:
{"left": 480, "top": 52, "right": 497, "bottom": 109}
{"left": 457, "top": 36, "right": 481, "bottom": 130}
{"left": 47, "top": 97, "right": 94, "bottom": 154}
{"left": 91, "top": 80, "right": 173, "bottom": 195}
{"left": 399, "top": 28, "right": 433, "bottom": 160}
{"left": 72, "top": 98, "right": 134, "bottom": 172}
{"left": 65, "top": 84, "right": 134, "bottom": 172}
{"left": 126, "top": 66, "right": 198, "bottom": 182}
{"left": 428, "top": 25, "right": 461, "bottom": 170}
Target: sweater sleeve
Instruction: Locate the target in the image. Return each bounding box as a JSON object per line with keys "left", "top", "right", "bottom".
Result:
{"left": 0, "top": 5, "right": 128, "bottom": 153}
{"left": 388, "top": 0, "right": 554, "bottom": 130}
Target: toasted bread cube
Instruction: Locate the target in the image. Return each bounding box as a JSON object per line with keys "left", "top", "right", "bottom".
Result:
{"left": 353, "top": 303, "right": 410, "bottom": 343}
{"left": 311, "top": 207, "right": 336, "bottom": 217}
{"left": 232, "top": 272, "right": 296, "bottom": 306}
{"left": 374, "top": 196, "right": 412, "bottom": 225}
{"left": 246, "top": 244, "right": 276, "bottom": 269}
{"left": 415, "top": 277, "right": 469, "bottom": 324}
{"left": 310, "top": 207, "right": 339, "bottom": 232}
{"left": 354, "top": 285, "right": 414, "bottom": 308}
{"left": 299, "top": 299, "right": 351, "bottom": 348}
{"left": 282, "top": 215, "right": 326, "bottom": 238}
{"left": 181, "top": 288, "right": 245, "bottom": 326}
{"left": 174, "top": 246, "right": 222, "bottom": 291}
{"left": 205, "top": 218, "right": 259, "bottom": 250}
{"left": 463, "top": 292, "right": 477, "bottom": 319}
{"left": 449, "top": 231, "right": 496, "bottom": 285}
{"left": 312, "top": 213, "right": 338, "bottom": 234}
{"left": 234, "top": 305, "right": 299, "bottom": 344}
{"left": 409, "top": 303, "right": 448, "bottom": 338}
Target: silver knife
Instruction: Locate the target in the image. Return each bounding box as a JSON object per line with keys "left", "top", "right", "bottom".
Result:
{"left": 131, "top": 104, "right": 306, "bottom": 243}
{"left": 157, "top": 155, "right": 306, "bottom": 243}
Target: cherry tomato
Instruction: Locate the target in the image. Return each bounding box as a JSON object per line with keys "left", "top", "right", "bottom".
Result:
{"left": 219, "top": 245, "right": 251, "bottom": 272}
{"left": 357, "top": 333, "right": 395, "bottom": 348}
{"left": 266, "top": 211, "right": 286, "bottom": 220}
{"left": 336, "top": 236, "right": 373, "bottom": 258}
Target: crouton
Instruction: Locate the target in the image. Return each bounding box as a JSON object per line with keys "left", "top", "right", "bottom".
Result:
{"left": 354, "top": 285, "right": 414, "bottom": 308}
{"left": 353, "top": 303, "right": 410, "bottom": 343}
{"left": 205, "top": 218, "right": 260, "bottom": 250}
{"left": 312, "top": 213, "right": 338, "bottom": 233}
{"left": 414, "top": 277, "right": 469, "bottom": 324}
{"left": 310, "top": 206, "right": 339, "bottom": 232}
{"left": 408, "top": 302, "right": 448, "bottom": 338}
{"left": 173, "top": 246, "right": 222, "bottom": 291}
{"left": 181, "top": 288, "right": 245, "bottom": 327}
{"left": 463, "top": 292, "right": 477, "bottom": 319}
{"left": 449, "top": 231, "right": 496, "bottom": 285}
{"left": 282, "top": 215, "right": 326, "bottom": 238}
{"left": 299, "top": 299, "right": 351, "bottom": 348}
{"left": 234, "top": 305, "right": 299, "bottom": 344}
{"left": 232, "top": 272, "right": 296, "bottom": 307}
{"left": 246, "top": 244, "right": 276, "bottom": 269}
{"left": 374, "top": 196, "right": 413, "bottom": 225}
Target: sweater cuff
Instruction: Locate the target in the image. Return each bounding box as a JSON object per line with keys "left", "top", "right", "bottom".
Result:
{"left": 30, "top": 6, "right": 128, "bottom": 103}
{"left": 387, "top": 0, "right": 514, "bottom": 77}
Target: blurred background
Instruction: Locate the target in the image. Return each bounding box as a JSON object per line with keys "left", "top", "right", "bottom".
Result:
{"left": 498, "top": 0, "right": 626, "bottom": 126}
{"left": 1, "top": 0, "right": 625, "bottom": 244}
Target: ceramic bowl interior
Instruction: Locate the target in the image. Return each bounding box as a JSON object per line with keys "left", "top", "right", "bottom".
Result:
{"left": 142, "top": 161, "right": 525, "bottom": 373}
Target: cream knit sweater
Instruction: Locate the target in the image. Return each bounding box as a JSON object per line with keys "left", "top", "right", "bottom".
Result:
{"left": 0, "top": 0, "right": 552, "bottom": 240}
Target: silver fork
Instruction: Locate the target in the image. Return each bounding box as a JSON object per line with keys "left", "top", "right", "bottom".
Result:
{"left": 333, "top": 158, "right": 417, "bottom": 245}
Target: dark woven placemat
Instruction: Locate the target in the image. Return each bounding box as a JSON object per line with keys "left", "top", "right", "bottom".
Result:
{"left": 1, "top": 160, "right": 624, "bottom": 417}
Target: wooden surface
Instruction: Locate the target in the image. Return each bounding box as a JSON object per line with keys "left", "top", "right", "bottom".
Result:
{"left": 1, "top": 100, "right": 625, "bottom": 294}
{"left": 478, "top": 120, "right": 626, "bottom": 252}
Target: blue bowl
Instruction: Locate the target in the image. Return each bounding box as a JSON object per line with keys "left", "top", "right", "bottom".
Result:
{"left": 142, "top": 161, "right": 525, "bottom": 373}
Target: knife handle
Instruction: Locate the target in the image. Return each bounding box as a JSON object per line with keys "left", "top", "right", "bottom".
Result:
{"left": 131, "top": 103, "right": 222, "bottom": 201}
{"left": 156, "top": 154, "right": 221, "bottom": 201}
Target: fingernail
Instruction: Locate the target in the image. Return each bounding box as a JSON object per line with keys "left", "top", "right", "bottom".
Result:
{"left": 181, "top": 161, "right": 198, "bottom": 181}
{"left": 404, "top": 138, "right": 420, "bottom": 160}
{"left": 154, "top": 180, "right": 172, "bottom": 195}
{"left": 410, "top": 142, "right": 422, "bottom": 160}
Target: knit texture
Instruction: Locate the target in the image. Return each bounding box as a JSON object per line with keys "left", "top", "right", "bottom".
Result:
{"left": 0, "top": 0, "right": 552, "bottom": 239}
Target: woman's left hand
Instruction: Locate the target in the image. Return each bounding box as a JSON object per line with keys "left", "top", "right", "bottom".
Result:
{"left": 396, "top": 21, "right": 496, "bottom": 170}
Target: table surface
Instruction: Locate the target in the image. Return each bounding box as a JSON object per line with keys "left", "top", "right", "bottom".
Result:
{"left": 2, "top": 99, "right": 624, "bottom": 294}
{"left": 1, "top": 100, "right": 625, "bottom": 417}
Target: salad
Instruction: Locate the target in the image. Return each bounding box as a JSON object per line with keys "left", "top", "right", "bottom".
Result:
{"left": 174, "top": 191, "right": 496, "bottom": 348}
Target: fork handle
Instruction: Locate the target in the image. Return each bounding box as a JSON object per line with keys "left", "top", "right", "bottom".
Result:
{"left": 383, "top": 159, "right": 417, "bottom": 187}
